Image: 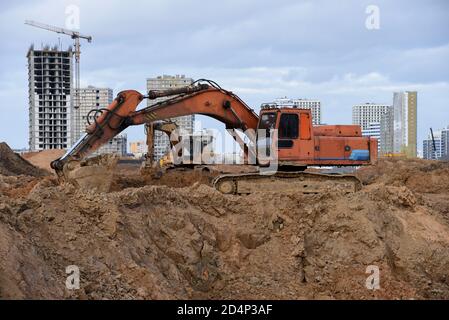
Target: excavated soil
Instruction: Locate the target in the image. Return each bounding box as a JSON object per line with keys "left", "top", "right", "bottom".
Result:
{"left": 0, "top": 143, "right": 48, "bottom": 177}
{"left": 1, "top": 155, "right": 449, "bottom": 299}
{"left": 22, "top": 149, "right": 65, "bottom": 173}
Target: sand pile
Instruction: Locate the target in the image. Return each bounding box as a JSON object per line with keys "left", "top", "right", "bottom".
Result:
{"left": 1, "top": 158, "right": 449, "bottom": 299}
{"left": 0, "top": 143, "right": 47, "bottom": 177}
{"left": 357, "top": 157, "right": 449, "bottom": 193}
{"left": 22, "top": 149, "right": 65, "bottom": 173}
{"left": 357, "top": 158, "right": 449, "bottom": 225}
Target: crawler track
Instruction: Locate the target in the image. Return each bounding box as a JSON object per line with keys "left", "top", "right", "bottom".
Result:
{"left": 213, "top": 171, "right": 362, "bottom": 194}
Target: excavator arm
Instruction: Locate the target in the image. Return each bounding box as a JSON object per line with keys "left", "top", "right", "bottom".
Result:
{"left": 130, "top": 84, "right": 259, "bottom": 130}
{"left": 51, "top": 89, "right": 144, "bottom": 176}
{"left": 51, "top": 80, "right": 260, "bottom": 179}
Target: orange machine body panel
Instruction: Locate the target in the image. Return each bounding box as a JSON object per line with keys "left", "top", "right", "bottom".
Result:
{"left": 259, "top": 107, "right": 377, "bottom": 167}
{"left": 313, "top": 125, "right": 362, "bottom": 137}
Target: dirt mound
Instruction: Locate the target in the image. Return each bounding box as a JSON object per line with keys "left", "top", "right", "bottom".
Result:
{"left": 0, "top": 143, "right": 48, "bottom": 177}
{"left": 112, "top": 167, "right": 218, "bottom": 191}
{"left": 1, "top": 158, "right": 449, "bottom": 299}
{"left": 22, "top": 149, "right": 65, "bottom": 173}
{"left": 357, "top": 158, "right": 449, "bottom": 226}
{"left": 111, "top": 164, "right": 258, "bottom": 191}
{"left": 357, "top": 158, "right": 449, "bottom": 194}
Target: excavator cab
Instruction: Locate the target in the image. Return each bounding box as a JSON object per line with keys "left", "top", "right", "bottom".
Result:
{"left": 257, "top": 106, "right": 313, "bottom": 169}
{"left": 256, "top": 104, "right": 376, "bottom": 169}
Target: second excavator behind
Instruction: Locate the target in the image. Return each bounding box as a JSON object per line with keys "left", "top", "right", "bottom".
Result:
{"left": 51, "top": 79, "right": 377, "bottom": 194}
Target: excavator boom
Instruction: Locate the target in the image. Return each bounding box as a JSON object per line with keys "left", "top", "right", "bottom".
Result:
{"left": 52, "top": 80, "right": 259, "bottom": 177}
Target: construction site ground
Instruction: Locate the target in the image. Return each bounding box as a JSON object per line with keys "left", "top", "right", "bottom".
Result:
{"left": 1, "top": 142, "right": 449, "bottom": 299}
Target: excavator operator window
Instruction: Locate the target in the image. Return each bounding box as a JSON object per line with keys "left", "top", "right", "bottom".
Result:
{"left": 279, "top": 114, "right": 298, "bottom": 139}
{"left": 258, "top": 113, "right": 277, "bottom": 130}
{"left": 258, "top": 112, "right": 277, "bottom": 140}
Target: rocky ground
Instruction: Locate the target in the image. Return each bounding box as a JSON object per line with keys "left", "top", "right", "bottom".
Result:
{"left": 1, "top": 142, "right": 449, "bottom": 299}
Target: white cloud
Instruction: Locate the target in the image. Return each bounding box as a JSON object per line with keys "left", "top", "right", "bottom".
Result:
{"left": 0, "top": 0, "right": 448, "bottom": 149}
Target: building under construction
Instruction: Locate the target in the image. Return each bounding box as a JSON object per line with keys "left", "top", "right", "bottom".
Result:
{"left": 27, "top": 44, "right": 72, "bottom": 151}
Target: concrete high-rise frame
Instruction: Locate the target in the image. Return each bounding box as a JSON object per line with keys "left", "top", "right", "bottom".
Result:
{"left": 27, "top": 44, "right": 72, "bottom": 150}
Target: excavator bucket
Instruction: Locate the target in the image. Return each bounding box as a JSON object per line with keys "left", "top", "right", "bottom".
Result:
{"left": 61, "top": 154, "right": 118, "bottom": 193}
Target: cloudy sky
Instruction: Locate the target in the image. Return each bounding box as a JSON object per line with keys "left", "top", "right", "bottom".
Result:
{"left": 0, "top": 0, "right": 448, "bottom": 152}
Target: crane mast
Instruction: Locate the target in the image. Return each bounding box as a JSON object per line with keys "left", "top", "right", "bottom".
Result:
{"left": 25, "top": 20, "right": 92, "bottom": 143}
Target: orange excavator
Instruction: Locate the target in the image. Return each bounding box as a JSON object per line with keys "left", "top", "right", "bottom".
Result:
{"left": 51, "top": 79, "right": 377, "bottom": 194}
